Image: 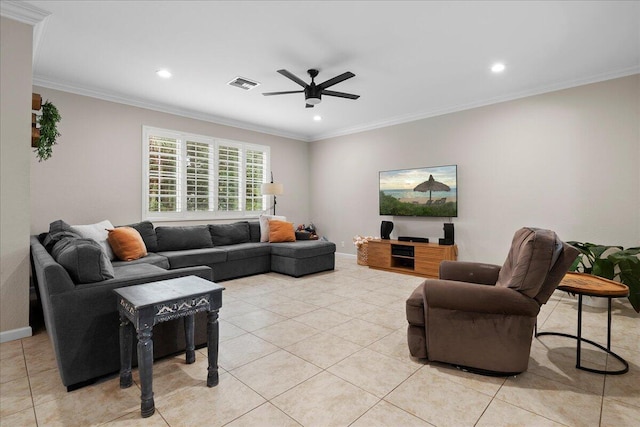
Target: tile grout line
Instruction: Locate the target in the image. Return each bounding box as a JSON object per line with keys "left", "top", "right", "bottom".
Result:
{"left": 21, "top": 338, "right": 40, "bottom": 426}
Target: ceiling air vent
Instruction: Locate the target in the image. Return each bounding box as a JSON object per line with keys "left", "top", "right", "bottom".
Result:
{"left": 228, "top": 77, "right": 260, "bottom": 90}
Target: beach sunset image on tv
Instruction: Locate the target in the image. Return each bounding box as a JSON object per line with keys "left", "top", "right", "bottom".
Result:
{"left": 379, "top": 165, "right": 457, "bottom": 217}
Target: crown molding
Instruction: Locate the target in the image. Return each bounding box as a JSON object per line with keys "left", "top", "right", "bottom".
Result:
{"left": 310, "top": 66, "right": 640, "bottom": 142}
{"left": 32, "top": 76, "right": 312, "bottom": 142}
{"left": 0, "top": 0, "right": 50, "bottom": 25}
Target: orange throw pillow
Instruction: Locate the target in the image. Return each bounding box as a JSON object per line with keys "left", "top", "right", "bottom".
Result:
{"left": 268, "top": 220, "right": 296, "bottom": 243}
{"left": 107, "top": 227, "right": 147, "bottom": 261}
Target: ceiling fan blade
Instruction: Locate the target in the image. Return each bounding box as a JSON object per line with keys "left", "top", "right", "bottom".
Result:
{"left": 318, "top": 72, "right": 355, "bottom": 90}
{"left": 262, "top": 90, "right": 304, "bottom": 96}
{"left": 321, "top": 90, "right": 360, "bottom": 100}
{"left": 277, "top": 69, "right": 308, "bottom": 88}
{"left": 306, "top": 104, "right": 314, "bottom": 108}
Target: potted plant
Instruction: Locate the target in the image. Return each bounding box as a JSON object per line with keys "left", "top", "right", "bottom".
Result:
{"left": 35, "top": 100, "right": 61, "bottom": 161}
{"left": 568, "top": 241, "right": 640, "bottom": 313}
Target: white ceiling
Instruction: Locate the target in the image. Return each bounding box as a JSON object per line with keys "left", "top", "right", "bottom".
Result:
{"left": 11, "top": 1, "right": 640, "bottom": 141}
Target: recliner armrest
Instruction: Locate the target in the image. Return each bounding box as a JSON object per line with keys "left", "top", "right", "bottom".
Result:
{"left": 439, "top": 261, "right": 501, "bottom": 285}
{"left": 424, "top": 279, "right": 540, "bottom": 317}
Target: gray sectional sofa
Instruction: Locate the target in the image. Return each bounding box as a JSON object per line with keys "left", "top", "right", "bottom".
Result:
{"left": 30, "top": 220, "right": 335, "bottom": 390}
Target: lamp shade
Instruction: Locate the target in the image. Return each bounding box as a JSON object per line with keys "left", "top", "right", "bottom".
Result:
{"left": 261, "top": 182, "right": 284, "bottom": 195}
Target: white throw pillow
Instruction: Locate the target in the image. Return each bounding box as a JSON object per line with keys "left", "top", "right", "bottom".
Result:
{"left": 71, "top": 219, "right": 116, "bottom": 260}
{"left": 259, "top": 214, "right": 286, "bottom": 242}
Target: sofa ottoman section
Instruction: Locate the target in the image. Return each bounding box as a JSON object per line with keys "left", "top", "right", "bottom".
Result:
{"left": 270, "top": 240, "right": 336, "bottom": 277}
{"left": 212, "top": 243, "right": 272, "bottom": 281}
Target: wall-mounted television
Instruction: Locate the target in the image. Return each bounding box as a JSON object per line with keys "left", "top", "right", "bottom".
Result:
{"left": 379, "top": 165, "right": 457, "bottom": 217}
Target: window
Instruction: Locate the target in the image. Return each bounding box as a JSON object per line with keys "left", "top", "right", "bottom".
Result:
{"left": 143, "top": 126, "right": 269, "bottom": 220}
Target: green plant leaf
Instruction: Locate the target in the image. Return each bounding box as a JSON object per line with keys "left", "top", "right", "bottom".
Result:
{"left": 567, "top": 241, "right": 596, "bottom": 273}
{"left": 608, "top": 248, "right": 640, "bottom": 313}
{"left": 592, "top": 258, "right": 615, "bottom": 279}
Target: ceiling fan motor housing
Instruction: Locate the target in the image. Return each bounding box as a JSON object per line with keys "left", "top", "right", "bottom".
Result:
{"left": 305, "top": 86, "right": 322, "bottom": 104}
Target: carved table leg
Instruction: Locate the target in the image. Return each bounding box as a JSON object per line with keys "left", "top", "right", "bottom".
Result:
{"left": 207, "top": 309, "right": 220, "bottom": 387}
{"left": 184, "top": 314, "right": 195, "bottom": 364}
{"left": 137, "top": 326, "right": 155, "bottom": 418}
{"left": 119, "top": 316, "right": 133, "bottom": 388}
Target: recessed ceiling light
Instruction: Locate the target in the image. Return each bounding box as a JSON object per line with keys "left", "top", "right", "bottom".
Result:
{"left": 156, "top": 69, "right": 172, "bottom": 78}
{"left": 491, "top": 63, "right": 506, "bottom": 73}
{"left": 313, "top": 115, "right": 322, "bottom": 121}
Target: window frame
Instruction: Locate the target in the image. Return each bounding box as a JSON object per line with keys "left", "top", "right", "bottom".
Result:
{"left": 142, "top": 126, "right": 270, "bottom": 222}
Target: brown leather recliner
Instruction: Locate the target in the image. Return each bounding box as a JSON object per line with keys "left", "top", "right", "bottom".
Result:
{"left": 406, "top": 227, "right": 579, "bottom": 375}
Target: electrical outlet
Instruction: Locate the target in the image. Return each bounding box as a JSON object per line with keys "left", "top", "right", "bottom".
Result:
{"left": 341, "top": 241, "right": 345, "bottom": 247}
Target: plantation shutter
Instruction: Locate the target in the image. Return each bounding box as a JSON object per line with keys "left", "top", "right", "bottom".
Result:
{"left": 217, "top": 144, "right": 242, "bottom": 212}
{"left": 186, "top": 140, "right": 214, "bottom": 212}
{"left": 148, "top": 135, "right": 180, "bottom": 213}
{"left": 245, "top": 149, "right": 266, "bottom": 212}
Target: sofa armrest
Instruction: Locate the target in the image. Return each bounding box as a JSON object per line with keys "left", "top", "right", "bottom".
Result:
{"left": 31, "top": 235, "right": 76, "bottom": 295}
{"left": 439, "top": 261, "right": 501, "bottom": 285}
{"left": 424, "top": 279, "right": 540, "bottom": 317}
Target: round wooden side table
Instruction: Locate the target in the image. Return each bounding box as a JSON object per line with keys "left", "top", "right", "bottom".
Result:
{"left": 535, "top": 272, "right": 630, "bottom": 375}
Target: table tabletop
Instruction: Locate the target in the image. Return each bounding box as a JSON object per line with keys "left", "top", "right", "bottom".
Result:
{"left": 114, "top": 276, "right": 224, "bottom": 308}
{"left": 558, "top": 272, "right": 629, "bottom": 298}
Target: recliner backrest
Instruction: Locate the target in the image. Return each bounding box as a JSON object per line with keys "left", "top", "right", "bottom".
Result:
{"left": 495, "top": 228, "right": 558, "bottom": 298}
{"left": 534, "top": 241, "right": 580, "bottom": 305}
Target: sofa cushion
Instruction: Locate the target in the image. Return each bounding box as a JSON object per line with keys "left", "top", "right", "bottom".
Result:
{"left": 270, "top": 240, "right": 336, "bottom": 259}
{"left": 216, "top": 242, "right": 272, "bottom": 261}
{"left": 259, "top": 214, "right": 286, "bottom": 242}
{"left": 155, "top": 225, "right": 213, "bottom": 251}
{"left": 108, "top": 227, "right": 147, "bottom": 261}
{"left": 43, "top": 219, "right": 81, "bottom": 252}
{"left": 71, "top": 220, "right": 116, "bottom": 260}
{"left": 111, "top": 263, "right": 168, "bottom": 280}
{"left": 124, "top": 221, "right": 158, "bottom": 253}
{"left": 111, "top": 253, "right": 170, "bottom": 269}
{"left": 51, "top": 237, "right": 115, "bottom": 283}
{"left": 269, "top": 220, "right": 296, "bottom": 243}
{"left": 157, "top": 248, "right": 227, "bottom": 269}
{"left": 248, "top": 221, "right": 261, "bottom": 243}
{"left": 209, "top": 222, "right": 250, "bottom": 246}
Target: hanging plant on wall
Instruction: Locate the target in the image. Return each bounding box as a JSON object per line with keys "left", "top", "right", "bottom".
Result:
{"left": 35, "top": 100, "right": 62, "bottom": 162}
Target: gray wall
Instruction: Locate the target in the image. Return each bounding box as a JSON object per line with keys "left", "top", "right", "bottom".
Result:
{"left": 310, "top": 75, "right": 640, "bottom": 265}
{"left": 30, "top": 87, "right": 311, "bottom": 233}
{"left": 1, "top": 17, "right": 32, "bottom": 339}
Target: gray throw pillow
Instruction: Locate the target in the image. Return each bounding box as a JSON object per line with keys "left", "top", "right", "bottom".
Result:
{"left": 124, "top": 221, "right": 158, "bottom": 253}
{"left": 51, "top": 237, "right": 115, "bottom": 283}
{"left": 248, "top": 221, "right": 261, "bottom": 243}
{"left": 43, "top": 220, "right": 82, "bottom": 253}
{"left": 155, "top": 225, "right": 213, "bottom": 251}
{"left": 209, "top": 222, "right": 250, "bottom": 246}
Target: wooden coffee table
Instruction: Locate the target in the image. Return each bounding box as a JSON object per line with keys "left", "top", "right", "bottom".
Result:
{"left": 114, "top": 276, "right": 224, "bottom": 417}
{"left": 536, "top": 272, "right": 629, "bottom": 375}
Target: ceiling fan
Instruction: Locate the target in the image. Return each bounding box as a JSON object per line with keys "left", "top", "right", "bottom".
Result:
{"left": 263, "top": 69, "right": 360, "bottom": 108}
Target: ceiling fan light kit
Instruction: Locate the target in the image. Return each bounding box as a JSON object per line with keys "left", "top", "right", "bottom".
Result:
{"left": 263, "top": 68, "right": 359, "bottom": 108}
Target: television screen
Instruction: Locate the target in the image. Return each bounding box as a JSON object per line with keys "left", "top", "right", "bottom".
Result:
{"left": 379, "top": 165, "right": 457, "bottom": 217}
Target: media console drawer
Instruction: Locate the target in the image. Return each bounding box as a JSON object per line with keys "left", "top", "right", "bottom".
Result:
{"left": 367, "top": 239, "right": 457, "bottom": 278}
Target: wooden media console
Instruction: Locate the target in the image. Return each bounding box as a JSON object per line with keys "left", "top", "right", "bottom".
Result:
{"left": 367, "top": 239, "right": 457, "bottom": 278}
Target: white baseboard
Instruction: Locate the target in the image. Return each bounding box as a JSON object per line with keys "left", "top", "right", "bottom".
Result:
{"left": 335, "top": 252, "right": 356, "bottom": 259}
{"left": 0, "top": 326, "right": 32, "bottom": 343}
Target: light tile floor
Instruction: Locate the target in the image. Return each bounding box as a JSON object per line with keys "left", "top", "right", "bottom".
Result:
{"left": 1, "top": 255, "right": 639, "bottom": 426}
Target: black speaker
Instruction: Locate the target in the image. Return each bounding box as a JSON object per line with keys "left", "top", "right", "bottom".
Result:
{"left": 381, "top": 221, "right": 394, "bottom": 240}
{"left": 439, "top": 223, "right": 455, "bottom": 245}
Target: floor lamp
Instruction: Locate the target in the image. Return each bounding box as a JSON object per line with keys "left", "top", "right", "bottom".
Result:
{"left": 261, "top": 173, "right": 284, "bottom": 215}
